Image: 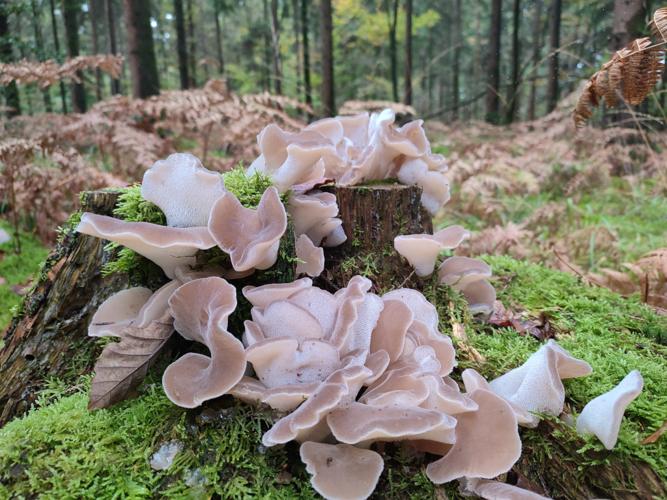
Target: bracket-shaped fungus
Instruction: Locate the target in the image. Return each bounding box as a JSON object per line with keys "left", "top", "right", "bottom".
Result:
{"left": 488, "top": 340, "right": 592, "bottom": 421}
{"left": 77, "top": 213, "right": 216, "bottom": 278}
{"left": 88, "top": 287, "right": 153, "bottom": 338}
{"left": 208, "top": 187, "right": 287, "bottom": 272}
{"left": 300, "top": 442, "right": 384, "bottom": 500}
{"left": 162, "top": 277, "right": 246, "bottom": 408}
{"left": 141, "top": 152, "right": 226, "bottom": 227}
{"left": 438, "top": 256, "right": 496, "bottom": 316}
{"left": 460, "top": 478, "right": 551, "bottom": 500}
{"left": 576, "top": 370, "right": 643, "bottom": 449}
{"left": 425, "top": 389, "right": 522, "bottom": 484}
{"left": 295, "top": 234, "right": 325, "bottom": 277}
{"left": 394, "top": 225, "right": 470, "bottom": 277}
{"left": 287, "top": 190, "right": 346, "bottom": 247}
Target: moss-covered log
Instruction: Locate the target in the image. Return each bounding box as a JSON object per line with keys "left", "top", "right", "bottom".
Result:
{"left": 0, "top": 190, "right": 128, "bottom": 425}
{"left": 319, "top": 183, "right": 432, "bottom": 293}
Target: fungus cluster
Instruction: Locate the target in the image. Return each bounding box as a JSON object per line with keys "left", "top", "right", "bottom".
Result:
{"left": 79, "top": 110, "right": 644, "bottom": 500}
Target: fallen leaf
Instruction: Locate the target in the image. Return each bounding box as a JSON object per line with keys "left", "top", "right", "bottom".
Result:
{"left": 642, "top": 420, "right": 667, "bottom": 445}
{"left": 88, "top": 316, "right": 173, "bottom": 409}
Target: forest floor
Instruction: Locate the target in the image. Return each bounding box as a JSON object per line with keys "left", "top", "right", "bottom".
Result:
{"left": 1, "top": 104, "right": 666, "bottom": 498}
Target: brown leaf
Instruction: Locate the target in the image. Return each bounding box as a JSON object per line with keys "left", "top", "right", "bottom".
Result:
{"left": 488, "top": 301, "right": 553, "bottom": 341}
{"left": 88, "top": 318, "right": 173, "bottom": 410}
{"left": 642, "top": 420, "right": 667, "bottom": 445}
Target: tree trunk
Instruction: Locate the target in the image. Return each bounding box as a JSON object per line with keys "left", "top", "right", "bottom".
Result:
{"left": 527, "top": 0, "right": 542, "bottom": 121}
{"left": 0, "top": 191, "right": 128, "bottom": 426}
{"left": 485, "top": 0, "right": 502, "bottom": 124}
{"left": 451, "top": 0, "right": 461, "bottom": 120}
{"left": 403, "top": 0, "right": 412, "bottom": 105}
{"left": 301, "top": 0, "right": 312, "bottom": 112}
{"left": 318, "top": 184, "right": 432, "bottom": 293}
{"left": 104, "top": 0, "right": 120, "bottom": 95}
{"left": 270, "top": 0, "right": 282, "bottom": 94}
{"left": 505, "top": 0, "right": 521, "bottom": 123}
{"left": 612, "top": 0, "right": 646, "bottom": 50}
{"left": 292, "top": 0, "right": 302, "bottom": 97}
{"left": 546, "top": 0, "right": 561, "bottom": 113}
{"left": 319, "top": 0, "right": 335, "bottom": 117}
{"left": 186, "top": 0, "right": 197, "bottom": 87}
{"left": 387, "top": 0, "right": 399, "bottom": 103}
{"left": 48, "top": 0, "right": 68, "bottom": 111}
{"left": 0, "top": 0, "right": 21, "bottom": 117}
{"left": 123, "top": 0, "right": 160, "bottom": 98}
{"left": 174, "top": 0, "right": 189, "bottom": 89}
{"left": 89, "top": 0, "right": 103, "bottom": 102}
{"left": 262, "top": 0, "right": 272, "bottom": 92}
{"left": 62, "top": 0, "right": 87, "bottom": 113}
{"left": 213, "top": 0, "right": 224, "bottom": 75}
{"left": 30, "top": 0, "right": 53, "bottom": 112}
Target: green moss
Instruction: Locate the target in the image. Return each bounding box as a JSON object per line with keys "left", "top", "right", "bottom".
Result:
{"left": 465, "top": 256, "right": 667, "bottom": 482}
{"left": 222, "top": 166, "right": 287, "bottom": 208}
{"left": 0, "top": 222, "right": 49, "bottom": 333}
{"left": 2, "top": 257, "right": 666, "bottom": 497}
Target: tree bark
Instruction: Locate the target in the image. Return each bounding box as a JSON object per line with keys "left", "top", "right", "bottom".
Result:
{"left": 301, "top": 0, "right": 312, "bottom": 112}
{"left": 292, "top": 0, "right": 302, "bottom": 97}
{"left": 270, "top": 0, "right": 283, "bottom": 94}
{"left": 403, "top": 0, "right": 412, "bottom": 105}
{"left": 213, "top": 0, "right": 224, "bottom": 75}
{"left": 174, "top": 0, "right": 189, "bottom": 89}
{"left": 48, "top": 0, "right": 69, "bottom": 111}
{"left": 546, "top": 0, "right": 561, "bottom": 113}
{"left": 62, "top": 0, "right": 87, "bottom": 113}
{"left": 387, "top": 0, "right": 399, "bottom": 103}
{"left": 318, "top": 184, "right": 432, "bottom": 293}
{"left": 0, "top": 0, "right": 20, "bottom": 117}
{"left": 262, "top": 0, "right": 272, "bottom": 92}
{"left": 123, "top": 0, "right": 160, "bottom": 98}
{"left": 527, "top": 0, "right": 542, "bottom": 121}
{"left": 104, "top": 0, "right": 120, "bottom": 95}
{"left": 0, "top": 191, "right": 128, "bottom": 426}
{"left": 451, "top": 0, "right": 461, "bottom": 120}
{"left": 319, "top": 0, "right": 335, "bottom": 116}
{"left": 611, "top": 0, "right": 646, "bottom": 50}
{"left": 89, "top": 0, "right": 103, "bottom": 102}
{"left": 185, "top": 0, "right": 197, "bottom": 87}
{"left": 485, "top": 0, "right": 502, "bottom": 124}
{"left": 30, "top": 0, "right": 53, "bottom": 112}
{"left": 505, "top": 0, "right": 521, "bottom": 123}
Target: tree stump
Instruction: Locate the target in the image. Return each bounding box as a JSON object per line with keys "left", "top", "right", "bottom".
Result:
{"left": 318, "top": 183, "right": 432, "bottom": 293}
{"left": 0, "top": 190, "right": 128, "bottom": 425}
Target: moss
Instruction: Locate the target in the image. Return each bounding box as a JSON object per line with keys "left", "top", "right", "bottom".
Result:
{"left": 2, "top": 257, "right": 666, "bottom": 497}
{"left": 101, "top": 170, "right": 286, "bottom": 280}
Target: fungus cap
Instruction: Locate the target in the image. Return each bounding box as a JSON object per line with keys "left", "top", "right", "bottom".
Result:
{"left": 295, "top": 234, "right": 325, "bottom": 277}
{"left": 300, "top": 442, "right": 384, "bottom": 500}
{"left": 141, "top": 153, "right": 226, "bottom": 227}
{"left": 76, "top": 213, "right": 216, "bottom": 278}
{"left": 576, "top": 370, "right": 643, "bottom": 449}
{"left": 208, "top": 187, "right": 287, "bottom": 272}
{"left": 394, "top": 225, "right": 470, "bottom": 277}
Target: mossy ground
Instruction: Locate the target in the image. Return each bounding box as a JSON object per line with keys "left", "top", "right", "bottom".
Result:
{"left": 1, "top": 257, "right": 665, "bottom": 498}
{"left": 0, "top": 222, "right": 49, "bottom": 335}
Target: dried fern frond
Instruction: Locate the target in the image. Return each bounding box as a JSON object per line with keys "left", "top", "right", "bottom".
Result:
{"left": 574, "top": 7, "right": 667, "bottom": 129}
{"left": 650, "top": 7, "right": 667, "bottom": 42}
{"left": 0, "top": 55, "right": 123, "bottom": 88}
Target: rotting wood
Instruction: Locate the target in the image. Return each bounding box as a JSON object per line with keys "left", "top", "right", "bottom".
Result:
{"left": 0, "top": 190, "right": 128, "bottom": 425}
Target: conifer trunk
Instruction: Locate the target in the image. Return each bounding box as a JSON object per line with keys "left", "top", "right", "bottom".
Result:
{"left": 320, "top": 0, "right": 335, "bottom": 116}
{"left": 528, "top": 0, "right": 543, "bottom": 120}
{"left": 546, "top": 0, "right": 561, "bottom": 113}
{"left": 301, "top": 0, "right": 313, "bottom": 112}
{"left": 62, "top": 0, "right": 87, "bottom": 113}
{"left": 123, "top": 0, "right": 160, "bottom": 98}
{"left": 174, "top": 0, "right": 189, "bottom": 89}
{"left": 213, "top": 0, "right": 225, "bottom": 75}
{"left": 485, "top": 0, "right": 502, "bottom": 123}
{"left": 30, "top": 0, "right": 53, "bottom": 112}
{"left": 0, "top": 0, "right": 21, "bottom": 117}
{"left": 505, "top": 0, "right": 521, "bottom": 123}
{"left": 403, "top": 0, "right": 413, "bottom": 105}
{"left": 104, "top": 0, "right": 120, "bottom": 95}
{"left": 270, "top": 0, "right": 282, "bottom": 95}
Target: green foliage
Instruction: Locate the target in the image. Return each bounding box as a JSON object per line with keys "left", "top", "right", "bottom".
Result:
{"left": 222, "top": 165, "right": 284, "bottom": 208}
{"left": 0, "top": 222, "right": 49, "bottom": 333}
{"left": 465, "top": 256, "right": 667, "bottom": 480}
{"left": 101, "top": 185, "right": 167, "bottom": 279}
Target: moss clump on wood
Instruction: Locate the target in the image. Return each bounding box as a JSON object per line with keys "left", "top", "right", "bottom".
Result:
{"left": 1, "top": 257, "right": 665, "bottom": 498}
